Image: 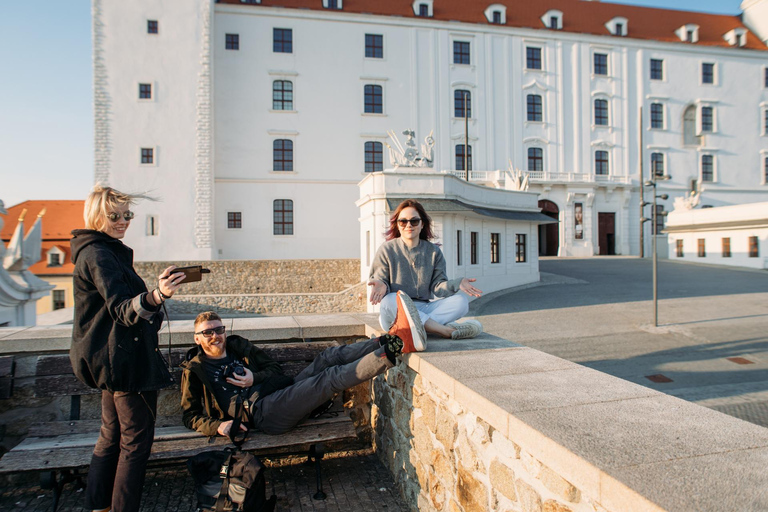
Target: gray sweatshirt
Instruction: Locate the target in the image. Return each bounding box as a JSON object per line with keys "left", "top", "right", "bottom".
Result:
{"left": 369, "top": 238, "right": 462, "bottom": 301}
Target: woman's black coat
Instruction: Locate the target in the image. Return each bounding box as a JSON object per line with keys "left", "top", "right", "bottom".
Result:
{"left": 70, "top": 229, "right": 173, "bottom": 392}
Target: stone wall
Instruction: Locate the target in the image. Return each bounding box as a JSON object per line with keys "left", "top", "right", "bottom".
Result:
{"left": 134, "top": 259, "right": 364, "bottom": 315}
{"left": 373, "top": 365, "right": 603, "bottom": 512}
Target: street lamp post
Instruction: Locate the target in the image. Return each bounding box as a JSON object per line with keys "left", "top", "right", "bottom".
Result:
{"left": 642, "top": 175, "right": 669, "bottom": 327}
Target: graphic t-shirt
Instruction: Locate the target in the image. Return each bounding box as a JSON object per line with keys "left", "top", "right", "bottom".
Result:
{"left": 201, "top": 353, "right": 247, "bottom": 413}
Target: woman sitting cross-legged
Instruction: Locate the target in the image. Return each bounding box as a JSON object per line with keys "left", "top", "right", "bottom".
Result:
{"left": 367, "top": 199, "right": 484, "bottom": 340}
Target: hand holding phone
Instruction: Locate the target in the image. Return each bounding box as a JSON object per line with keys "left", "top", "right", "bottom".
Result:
{"left": 164, "top": 265, "right": 211, "bottom": 283}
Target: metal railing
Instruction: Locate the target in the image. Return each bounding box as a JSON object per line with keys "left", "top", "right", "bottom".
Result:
{"left": 444, "top": 169, "right": 631, "bottom": 185}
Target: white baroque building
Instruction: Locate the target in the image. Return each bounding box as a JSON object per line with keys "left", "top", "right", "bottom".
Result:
{"left": 94, "top": 0, "right": 768, "bottom": 262}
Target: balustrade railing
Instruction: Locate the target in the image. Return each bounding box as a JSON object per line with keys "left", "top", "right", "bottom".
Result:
{"left": 444, "top": 169, "right": 631, "bottom": 185}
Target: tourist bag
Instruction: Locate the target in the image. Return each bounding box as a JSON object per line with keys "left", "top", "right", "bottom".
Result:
{"left": 187, "top": 396, "right": 276, "bottom": 512}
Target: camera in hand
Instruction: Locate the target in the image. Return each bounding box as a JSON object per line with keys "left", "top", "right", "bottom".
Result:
{"left": 221, "top": 361, "right": 246, "bottom": 380}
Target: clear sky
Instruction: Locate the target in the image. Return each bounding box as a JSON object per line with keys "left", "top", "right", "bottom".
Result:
{"left": 0, "top": 0, "right": 746, "bottom": 208}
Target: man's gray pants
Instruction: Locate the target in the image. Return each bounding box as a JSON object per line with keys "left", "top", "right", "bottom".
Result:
{"left": 251, "top": 339, "right": 392, "bottom": 434}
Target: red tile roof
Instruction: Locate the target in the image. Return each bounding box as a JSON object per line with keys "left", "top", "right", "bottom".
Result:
{"left": 1, "top": 200, "right": 84, "bottom": 276}
{"left": 219, "top": 0, "right": 765, "bottom": 51}
{"left": 1, "top": 200, "right": 85, "bottom": 242}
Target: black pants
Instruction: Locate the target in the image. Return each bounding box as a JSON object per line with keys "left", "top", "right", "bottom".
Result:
{"left": 85, "top": 390, "right": 157, "bottom": 512}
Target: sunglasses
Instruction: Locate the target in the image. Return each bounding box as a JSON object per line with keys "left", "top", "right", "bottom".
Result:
{"left": 397, "top": 218, "right": 421, "bottom": 227}
{"left": 106, "top": 211, "right": 135, "bottom": 222}
{"left": 195, "top": 326, "right": 226, "bottom": 338}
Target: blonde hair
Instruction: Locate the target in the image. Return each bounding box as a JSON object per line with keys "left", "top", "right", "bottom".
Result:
{"left": 83, "top": 185, "right": 154, "bottom": 231}
{"left": 194, "top": 311, "right": 222, "bottom": 329}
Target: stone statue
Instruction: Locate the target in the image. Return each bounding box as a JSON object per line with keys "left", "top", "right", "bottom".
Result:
{"left": 673, "top": 190, "right": 701, "bottom": 211}
{"left": 505, "top": 160, "right": 530, "bottom": 191}
{"left": 385, "top": 129, "right": 435, "bottom": 168}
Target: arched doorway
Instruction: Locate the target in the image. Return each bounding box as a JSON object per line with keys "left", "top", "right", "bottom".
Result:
{"left": 538, "top": 200, "right": 559, "bottom": 256}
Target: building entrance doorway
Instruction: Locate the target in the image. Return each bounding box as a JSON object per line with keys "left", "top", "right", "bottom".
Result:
{"left": 538, "top": 200, "right": 559, "bottom": 256}
{"left": 598, "top": 212, "right": 616, "bottom": 255}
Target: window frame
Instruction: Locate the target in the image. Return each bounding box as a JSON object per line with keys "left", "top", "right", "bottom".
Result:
{"left": 697, "top": 238, "right": 706, "bottom": 258}
{"left": 748, "top": 236, "right": 759, "bottom": 258}
{"left": 650, "top": 58, "right": 664, "bottom": 81}
{"left": 722, "top": 237, "right": 731, "bottom": 258}
{"left": 594, "top": 98, "right": 609, "bottom": 126}
{"left": 273, "top": 28, "right": 293, "bottom": 54}
{"left": 527, "top": 94, "right": 543, "bottom": 122}
{"left": 52, "top": 290, "right": 66, "bottom": 311}
{"left": 364, "top": 141, "right": 383, "bottom": 172}
{"left": 227, "top": 211, "right": 242, "bottom": 229}
{"left": 363, "top": 84, "right": 384, "bottom": 114}
{"left": 453, "top": 41, "right": 471, "bottom": 65}
{"left": 147, "top": 20, "right": 158, "bottom": 34}
{"left": 140, "top": 147, "right": 156, "bottom": 166}
{"left": 138, "top": 83, "right": 153, "bottom": 101}
{"left": 456, "top": 230, "right": 463, "bottom": 266}
{"left": 676, "top": 239, "right": 684, "bottom": 258}
{"left": 593, "top": 52, "right": 608, "bottom": 76}
{"left": 454, "top": 90, "right": 472, "bottom": 118}
{"left": 470, "top": 231, "right": 478, "bottom": 265}
{"left": 651, "top": 152, "right": 664, "bottom": 178}
{"left": 700, "top": 153, "right": 714, "bottom": 182}
{"left": 650, "top": 102, "right": 664, "bottom": 129}
{"left": 702, "top": 62, "right": 715, "bottom": 85}
{"left": 455, "top": 144, "right": 473, "bottom": 171}
{"left": 365, "top": 33, "right": 383, "bottom": 59}
{"left": 273, "top": 139, "right": 294, "bottom": 172}
{"left": 526, "top": 46, "right": 542, "bottom": 70}
{"left": 146, "top": 215, "right": 159, "bottom": 236}
{"left": 515, "top": 234, "right": 527, "bottom": 263}
{"left": 272, "top": 80, "right": 294, "bottom": 111}
{"left": 273, "top": 199, "right": 294, "bottom": 236}
{"left": 528, "top": 147, "right": 543, "bottom": 171}
{"left": 490, "top": 233, "right": 501, "bottom": 264}
{"left": 225, "top": 33, "right": 239, "bottom": 51}
{"left": 595, "top": 150, "right": 609, "bottom": 175}
{"left": 700, "top": 105, "right": 714, "bottom": 133}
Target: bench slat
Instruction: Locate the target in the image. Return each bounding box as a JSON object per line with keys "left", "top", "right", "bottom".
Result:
{"left": 0, "top": 418, "right": 357, "bottom": 473}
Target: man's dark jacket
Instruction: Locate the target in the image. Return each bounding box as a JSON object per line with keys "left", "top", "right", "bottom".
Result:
{"left": 180, "top": 335, "right": 285, "bottom": 437}
{"left": 70, "top": 229, "right": 173, "bottom": 392}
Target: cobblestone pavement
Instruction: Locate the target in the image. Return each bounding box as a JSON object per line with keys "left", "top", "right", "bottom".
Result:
{"left": 0, "top": 450, "right": 408, "bottom": 512}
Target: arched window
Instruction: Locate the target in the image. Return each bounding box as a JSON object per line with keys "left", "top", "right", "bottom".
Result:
{"left": 528, "top": 147, "right": 543, "bottom": 171}
{"left": 456, "top": 144, "right": 472, "bottom": 171}
{"left": 454, "top": 90, "right": 471, "bottom": 118}
{"left": 683, "top": 105, "right": 701, "bottom": 146}
{"left": 273, "top": 80, "right": 293, "bottom": 110}
{"left": 364, "top": 85, "right": 382, "bottom": 113}
{"left": 364, "top": 141, "right": 383, "bottom": 172}
{"left": 527, "top": 94, "right": 542, "bottom": 122}
{"left": 273, "top": 139, "right": 293, "bottom": 171}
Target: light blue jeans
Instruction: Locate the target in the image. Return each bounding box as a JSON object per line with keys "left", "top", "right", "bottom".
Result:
{"left": 378, "top": 292, "right": 469, "bottom": 331}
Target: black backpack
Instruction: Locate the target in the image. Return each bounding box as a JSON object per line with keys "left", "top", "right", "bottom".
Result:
{"left": 187, "top": 396, "right": 277, "bottom": 512}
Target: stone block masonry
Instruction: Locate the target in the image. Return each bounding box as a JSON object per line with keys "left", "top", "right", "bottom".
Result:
{"left": 134, "top": 259, "right": 364, "bottom": 315}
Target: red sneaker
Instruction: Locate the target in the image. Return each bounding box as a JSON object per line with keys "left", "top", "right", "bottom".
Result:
{"left": 388, "top": 291, "right": 427, "bottom": 353}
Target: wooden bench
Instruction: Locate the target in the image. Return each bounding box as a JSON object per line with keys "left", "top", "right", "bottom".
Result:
{"left": 0, "top": 339, "right": 364, "bottom": 511}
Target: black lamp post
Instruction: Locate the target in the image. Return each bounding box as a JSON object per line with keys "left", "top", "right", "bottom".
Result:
{"left": 642, "top": 175, "right": 670, "bottom": 327}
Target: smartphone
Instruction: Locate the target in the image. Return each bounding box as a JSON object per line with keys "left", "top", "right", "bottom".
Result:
{"left": 169, "top": 265, "right": 210, "bottom": 283}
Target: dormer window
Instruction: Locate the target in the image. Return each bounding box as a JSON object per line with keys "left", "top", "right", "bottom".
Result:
{"left": 323, "top": 0, "right": 342, "bottom": 9}
{"left": 46, "top": 247, "right": 64, "bottom": 267}
{"left": 413, "top": 0, "right": 432, "bottom": 17}
{"left": 676, "top": 24, "right": 699, "bottom": 43}
{"left": 606, "top": 17, "right": 628, "bottom": 37}
{"left": 724, "top": 28, "right": 748, "bottom": 47}
{"left": 484, "top": 4, "right": 506, "bottom": 25}
{"left": 542, "top": 10, "right": 562, "bottom": 30}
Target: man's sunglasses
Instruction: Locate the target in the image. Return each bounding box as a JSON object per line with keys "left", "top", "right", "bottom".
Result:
{"left": 195, "top": 326, "right": 226, "bottom": 337}
{"left": 397, "top": 218, "right": 421, "bottom": 227}
{"left": 106, "top": 211, "right": 135, "bottom": 222}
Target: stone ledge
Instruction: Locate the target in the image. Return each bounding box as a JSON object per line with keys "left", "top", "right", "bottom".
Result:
{"left": 402, "top": 334, "right": 768, "bottom": 512}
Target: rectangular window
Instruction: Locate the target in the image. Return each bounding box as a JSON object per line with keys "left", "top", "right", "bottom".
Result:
{"left": 527, "top": 94, "right": 542, "bottom": 122}
{"left": 139, "top": 83, "right": 152, "bottom": 100}
{"left": 492, "top": 11, "right": 502, "bottom": 24}
{"left": 225, "top": 33, "right": 239, "bottom": 50}
{"left": 764, "top": 110, "right": 768, "bottom": 135}
{"left": 140, "top": 148, "right": 154, "bottom": 164}
{"left": 701, "top": 106, "right": 713, "bottom": 132}
{"left": 765, "top": 156, "right": 768, "bottom": 184}
{"left": 650, "top": 58, "right": 663, "bottom": 80}
{"left": 595, "top": 150, "right": 609, "bottom": 175}
{"left": 614, "top": 23, "right": 623, "bottom": 36}
{"left": 454, "top": 90, "right": 471, "bottom": 118}
{"left": 52, "top": 290, "right": 66, "bottom": 311}
{"left": 526, "top": 47, "right": 542, "bottom": 70}
{"left": 272, "top": 80, "right": 293, "bottom": 110}
{"left": 364, "top": 84, "right": 383, "bottom": 114}
{"left": 456, "top": 144, "right": 472, "bottom": 171}
{"left": 326, "top": 0, "right": 340, "bottom": 9}
{"left": 701, "top": 154, "right": 714, "bottom": 182}
{"left": 697, "top": 238, "right": 706, "bottom": 257}
{"left": 651, "top": 152, "right": 664, "bottom": 177}
{"left": 722, "top": 237, "right": 731, "bottom": 257}
{"left": 702, "top": 62, "right": 714, "bottom": 84}
{"left": 147, "top": 20, "right": 158, "bottom": 34}
{"left": 655, "top": 204, "right": 665, "bottom": 235}
{"left": 470, "top": 231, "right": 478, "bottom": 265}
{"left": 490, "top": 233, "right": 501, "bottom": 264}
{"left": 594, "top": 99, "right": 608, "bottom": 125}
{"left": 456, "top": 230, "right": 462, "bottom": 265}
{"left": 273, "top": 199, "right": 294, "bottom": 235}
{"left": 676, "top": 239, "right": 684, "bottom": 257}
{"left": 49, "top": 253, "right": 60, "bottom": 266}
{"left": 515, "top": 234, "right": 527, "bottom": 263}
{"left": 365, "top": 34, "right": 383, "bottom": 58}
{"left": 364, "top": 141, "right": 383, "bottom": 172}
{"left": 418, "top": 3, "right": 429, "bottom": 17}
{"left": 453, "top": 41, "right": 470, "bottom": 65}
{"left": 550, "top": 16, "right": 558, "bottom": 29}
{"left": 273, "top": 139, "right": 294, "bottom": 171}
{"left": 273, "top": 28, "right": 292, "bottom": 53}
{"left": 594, "top": 53, "right": 608, "bottom": 75}
{"left": 650, "top": 103, "right": 664, "bottom": 129}
{"left": 146, "top": 215, "right": 158, "bottom": 236}
{"left": 749, "top": 236, "right": 759, "bottom": 257}
{"left": 765, "top": 68, "right": 768, "bottom": 88}
{"left": 227, "top": 212, "right": 242, "bottom": 229}
{"left": 528, "top": 147, "right": 543, "bottom": 171}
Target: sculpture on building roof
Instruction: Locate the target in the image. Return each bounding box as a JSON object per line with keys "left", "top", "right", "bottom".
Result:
{"left": 672, "top": 190, "right": 701, "bottom": 211}
{"left": 505, "top": 160, "right": 530, "bottom": 191}
{"left": 385, "top": 129, "right": 435, "bottom": 168}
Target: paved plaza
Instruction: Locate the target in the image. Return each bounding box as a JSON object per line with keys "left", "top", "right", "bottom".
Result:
{"left": 472, "top": 257, "right": 768, "bottom": 428}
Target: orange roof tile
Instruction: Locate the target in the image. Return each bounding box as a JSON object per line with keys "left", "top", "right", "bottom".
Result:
{"left": 1, "top": 200, "right": 85, "bottom": 242}
{"left": 28, "top": 241, "right": 75, "bottom": 275}
{"left": 219, "top": 0, "right": 765, "bottom": 51}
